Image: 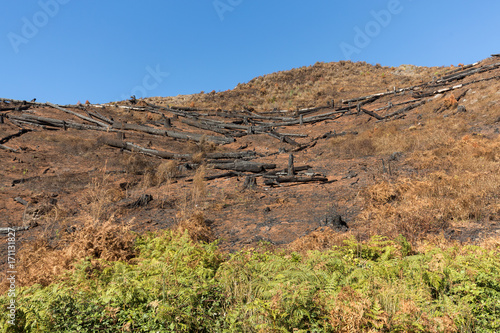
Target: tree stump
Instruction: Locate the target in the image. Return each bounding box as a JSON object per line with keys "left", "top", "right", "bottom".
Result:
{"left": 242, "top": 175, "right": 257, "bottom": 190}
{"left": 288, "top": 154, "right": 295, "bottom": 176}
{"left": 164, "top": 117, "right": 172, "bottom": 128}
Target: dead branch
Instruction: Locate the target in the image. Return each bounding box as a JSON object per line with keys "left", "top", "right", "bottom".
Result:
{"left": 0, "top": 143, "right": 18, "bottom": 152}
{"left": 46, "top": 102, "right": 110, "bottom": 128}
{"left": 99, "top": 137, "right": 255, "bottom": 161}
{"left": 0, "top": 128, "right": 32, "bottom": 144}
{"left": 111, "top": 121, "right": 234, "bottom": 144}
{"left": 263, "top": 175, "right": 328, "bottom": 186}
{"left": 383, "top": 100, "right": 427, "bottom": 119}
{"left": 8, "top": 114, "right": 119, "bottom": 132}
{"left": 211, "top": 160, "right": 276, "bottom": 173}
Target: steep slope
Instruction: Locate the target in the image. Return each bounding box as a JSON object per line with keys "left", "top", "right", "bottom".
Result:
{"left": 0, "top": 56, "right": 499, "bottom": 294}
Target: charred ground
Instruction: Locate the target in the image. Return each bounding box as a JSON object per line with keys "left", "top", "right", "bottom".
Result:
{"left": 1, "top": 56, "right": 499, "bottom": 291}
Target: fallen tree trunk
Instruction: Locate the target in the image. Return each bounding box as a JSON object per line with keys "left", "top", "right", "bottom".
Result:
{"left": 267, "top": 131, "right": 300, "bottom": 146}
{"left": 145, "top": 103, "right": 207, "bottom": 118}
{"left": 12, "top": 176, "right": 41, "bottom": 186}
{"left": 111, "top": 122, "right": 234, "bottom": 144}
{"left": 46, "top": 102, "right": 110, "bottom": 128}
{"left": 0, "top": 128, "right": 31, "bottom": 144}
{"left": 0, "top": 143, "right": 18, "bottom": 152}
{"left": 342, "top": 81, "right": 430, "bottom": 105}
{"left": 0, "top": 106, "right": 31, "bottom": 112}
{"left": 360, "top": 108, "right": 384, "bottom": 120}
{"left": 220, "top": 111, "right": 296, "bottom": 122}
{"left": 87, "top": 110, "right": 114, "bottom": 125}
{"left": 256, "top": 110, "right": 347, "bottom": 127}
{"left": 99, "top": 137, "right": 255, "bottom": 160}
{"left": 8, "top": 114, "right": 119, "bottom": 132}
{"left": 0, "top": 98, "right": 45, "bottom": 107}
{"left": 439, "top": 62, "right": 479, "bottom": 79}
{"left": 211, "top": 160, "right": 276, "bottom": 173}
{"left": 383, "top": 100, "right": 426, "bottom": 119}
{"left": 414, "top": 75, "right": 500, "bottom": 98}
{"left": 204, "top": 171, "right": 240, "bottom": 180}
{"left": 437, "top": 62, "right": 500, "bottom": 83}
{"left": 180, "top": 118, "right": 246, "bottom": 137}
{"left": 263, "top": 175, "right": 328, "bottom": 186}
{"left": 206, "top": 151, "right": 257, "bottom": 159}
{"left": 263, "top": 165, "right": 311, "bottom": 176}
{"left": 99, "top": 137, "right": 181, "bottom": 159}
{"left": 295, "top": 105, "right": 329, "bottom": 116}
{"left": 372, "top": 98, "right": 424, "bottom": 112}
{"left": 316, "top": 130, "right": 358, "bottom": 140}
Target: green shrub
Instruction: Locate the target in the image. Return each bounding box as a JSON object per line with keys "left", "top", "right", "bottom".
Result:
{"left": 1, "top": 233, "right": 499, "bottom": 332}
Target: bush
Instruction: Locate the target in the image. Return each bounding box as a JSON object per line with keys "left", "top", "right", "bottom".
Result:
{"left": 1, "top": 232, "right": 499, "bottom": 332}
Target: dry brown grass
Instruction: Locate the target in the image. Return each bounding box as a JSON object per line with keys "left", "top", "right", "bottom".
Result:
{"left": 357, "top": 135, "right": 500, "bottom": 243}
{"left": 192, "top": 165, "right": 207, "bottom": 205}
{"left": 327, "top": 109, "right": 472, "bottom": 160}
{"left": 82, "top": 171, "right": 125, "bottom": 221}
{"left": 191, "top": 135, "right": 217, "bottom": 155}
{"left": 323, "top": 286, "right": 375, "bottom": 332}
{"left": 478, "top": 234, "right": 500, "bottom": 251}
{"left": 0, "top": 218, "right": 136, "bottom": 294}
{"left": 155, "top": 160, "right": 178, "bottom": 185}
{"left": 328, "top": 133, "right": 377, "bottom": 159}
{"left": 146, "top": 61, "right": 435, "bottom": 111}
{"left": 191, "top": 152, "right": 205, "bottom": 164}
{"left": 32, "top": 131, "right": 96, "bottom": 156}
{"left": 176, "top": 212, "right": 214, "bottom": 243}
{"left": 288, "top": 228, "right": 352, "bottom": 252}
{"left": 124, "top": 153, "right": 155, "bottom": 175}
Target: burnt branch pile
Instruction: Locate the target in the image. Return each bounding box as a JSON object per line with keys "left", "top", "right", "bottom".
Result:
{"left": 1, "top": 58, "right": 499, "bottom": 189}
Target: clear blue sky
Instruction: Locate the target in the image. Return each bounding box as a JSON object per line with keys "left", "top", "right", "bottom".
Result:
{"left": 1, "top": 1, "right": 499, "bottom": 105}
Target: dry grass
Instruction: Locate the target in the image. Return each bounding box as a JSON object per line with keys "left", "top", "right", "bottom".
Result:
{"left": 356, "top": 135, "right": 500, "bottom": 243}
{"left": 327, "top": 107, "right": 472, "bottom": 160}
{"left": 328, "top": 133, "right": 377, "bottom": 159}
{"left": 324, "top": 286, "right": 374, "bottom": 332}
{"left": 82, "top": 171, "right": 125, "bottom": 221}
{"left": 176, "top": 212, "right": 214, "bottom": 243}
{"left": 32, "top": 131, "right": 96, "bottom": 156}
{"left": 288, "top": 228, "right": 352, "bottom": 252}
{"left": 192, "top": 165, "right": 207, "bottom": 205}
{"left": 188, "top": 135, "right": 217, "bottom": 155}
{"left": 155, "top": 160, "right": 178, "bottom": 185}
{"left": 124, "top": 153, "right": 155, "bottom": 175}
{"left": 0, "top": 218, "right": 136, "bottom": 294}
{"left": 479, "top": 234, "right": 500, "bottom": 251}
{"left": 146, "top": 61, "right": 435, "bottom": 111}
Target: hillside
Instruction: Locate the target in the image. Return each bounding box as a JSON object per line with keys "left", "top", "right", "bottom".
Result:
{"left": 145, "top": 61, "right": 436, "bottom": 111}
{"left": 0, "top": 56, "right": 499, "bottom": 331}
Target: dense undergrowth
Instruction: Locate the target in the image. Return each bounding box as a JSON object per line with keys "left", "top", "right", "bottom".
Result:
{"left": 1, "top": 230, "right": 499, "bottom": 332}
